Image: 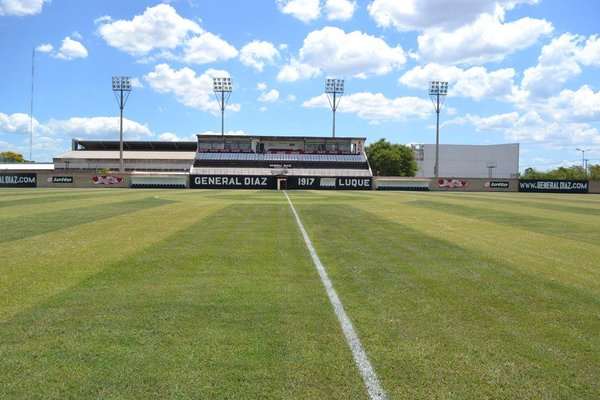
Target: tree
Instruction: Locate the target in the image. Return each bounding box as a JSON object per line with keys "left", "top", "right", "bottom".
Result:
{"left": 0, "top": 151, "right": 26, "bottom": 163}
{"left": 365, "top": 139, "right": 417, "bottom": 176}
{"left": 588, "top": 164, "right": 600, "bottom": 180}
{"left": 521, "top": 165, "right": 590, "bottom": 180}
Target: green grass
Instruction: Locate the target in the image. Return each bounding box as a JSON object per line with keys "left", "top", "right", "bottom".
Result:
{"left": 0, "top": 189, "right": 598, "bottom": 399}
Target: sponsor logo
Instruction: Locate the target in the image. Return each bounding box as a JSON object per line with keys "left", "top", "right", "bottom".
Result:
{"left": 485, "top": 181, "right": 509, "bottom": 188}
{"left": 438, "top": 178, "right": 468, "bottom": 188}
{"left": 0, "top": 173, "right": 37, "bottom": 187}
{"left": 519, "top": 180, "right": 589, "bottom": 193}
{"left": 92, "top": 175, "right": 124, "bottom": 185}
{"left": 48, "top": 176, "right": 73, "bottom": 184}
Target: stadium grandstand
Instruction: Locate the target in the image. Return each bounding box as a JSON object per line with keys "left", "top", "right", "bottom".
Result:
{"left": 190, "top": 135, "right": 373, "bottom": 190}
{"left": 53, "top": 139, "right": 197, "bottom": 172}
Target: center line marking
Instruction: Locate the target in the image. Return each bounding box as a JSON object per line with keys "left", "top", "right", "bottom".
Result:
{"left": 284, "top": 191, "right": 386, "bottom": 400}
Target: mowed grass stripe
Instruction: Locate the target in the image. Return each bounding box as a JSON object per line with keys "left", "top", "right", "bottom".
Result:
{"left": 0, "top": 189, "right": 170, "bottom": 220}
{"left": 0, "top": 196, "right": 175, "bottom": 244}
{"left": 294, "top": 196, "right": 599, "bottom": 399}
{"left": 430, "top": 192, "right": 600, "bottom": 217}
{"left": 411, "top": 198, "right": 600, "bottom": 245}
{"left": 0, "top": 198, "right": 226, "bottom": 322}
{"left": 0, "top": 190, "right": 128, "bottom": 209}
{"left": 354, "top": 194, "right": 599, "bottom": 292}
{"left": 0, "top": 199, "right": 365, "bottom": 399}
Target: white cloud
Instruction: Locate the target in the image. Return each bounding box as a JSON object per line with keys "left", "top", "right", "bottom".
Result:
{"left": 0, "top": 0, "right": 48, "bottom": 16}
{"left": 446, "top": 87, "right": 600, "bottom": 147}
{"left": 256, "top": 82, "right": 268, "bottom": 91}
{"left": 0, "top": 112, "right": 41, "bottom": 134}
{"left": 277, "top": 58, "right": 321, "bottom": 81}
{"left": 286, "top": 94, "right": 296, "bottom": 101}
{"left": 544, "top": 86, "right": 600, "bottom": 123}
{"left": 400, "top": 63, "right": 521, "bottom": 101}
{"left": 277, "top": 0, "right": 321, "bottom": 23}
{"left": 97, "top": 4, "right": 202, "bottom": 56}
{"left": 131, "top": 78, "right": 144, "bottom": 89}
{"left": 302, "top": 92, "right": 432, "bottom": 122}
{"left": 183, "top": 32, "right": 238, "bottom": 64}
{"left": 54, "top": 36, "right": 88, "bottom": 60}
{"left": 94, "top": 15, "right": 112, "bottom": 25}
{"left": 258, "top": 89, "right": 280, "bottom": 102}
{"left": 35, "top": 43, "right": 53, "bottom": 53}
{"left": 158, "top": 132, "right": 193, "bottom": 142}
{"left": 577, "top": 35, "right": 600, "bottom": 67}
{"left": 325, "top": 0, "right": 356, "bottom": 21}
{"left": 47, "top": 117, "right": 153, "bottom": 140}
{"left": 521, "top": 33, "right": 600, "bottom": 99}
{"left": 239, "top": 40, "right": 280, "bottom": 72}
{"left": 368, "top": 0, "right": 540, "bottom": 31}
{"left": 144, "top": 63, "right": 240, "bottom": 113}
{"left": 278, "top": 27, "right": 405, "bottom": 81}
{"left": 416, "top": 12, "right": 552, "bottom": 65}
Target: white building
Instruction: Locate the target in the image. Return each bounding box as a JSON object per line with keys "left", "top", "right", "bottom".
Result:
{"left": 412, "top": 143, "right": 519, "bottom": 179}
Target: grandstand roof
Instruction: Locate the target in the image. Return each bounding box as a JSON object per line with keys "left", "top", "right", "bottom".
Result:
{"left": 72, "top": 139, "right": 197, "bottom": 152}
{"left": 0, "top": 163, "right": 55, "bottom": 171}
{"left": 56, "top": 151, "right": 196, "bottom": 160}
{"left": 196, "top": 134, "right": 366, "bottom": 141}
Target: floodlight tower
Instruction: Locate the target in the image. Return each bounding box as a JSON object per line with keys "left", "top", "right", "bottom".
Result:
{"left": 576, "top": 148, "right": 590, "bottom": 175}
{"left": 112, "top": 76, "right": 132, "bottom": 172}
{"left": 325, "top": 78, "right": 344, "bottom": 138}
{"left": 213, "top": 77, "right": 233, "bottom": 137}
{"left": 430, "top": 81, "right": 448, "bottom": 178}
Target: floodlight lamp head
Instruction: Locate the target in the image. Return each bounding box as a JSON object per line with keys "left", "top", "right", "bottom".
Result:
{"left": 429, "top": 81, "right": 448, "bottom": 96}
{"left": 213, "top": 77, "right": 233, "bottom": 92}
{"left": 112, "top": 76, "right": 132, "bottom": 92}
{"left": 325, "top": 78, "right": 344, "bottom": 94}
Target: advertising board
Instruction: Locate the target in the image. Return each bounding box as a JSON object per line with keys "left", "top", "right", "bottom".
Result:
{"left": 0, "top": 173, "right": 37, "bottom": 187}
{"left": 518, "top": 180, "right": 589, "bottom": 193}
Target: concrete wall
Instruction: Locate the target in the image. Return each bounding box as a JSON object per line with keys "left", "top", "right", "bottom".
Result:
{"left": 415, "top": 144, "right": 520, "bottom": 179}
{"left": 589, "top": 180, "right": 600, "bottom": 194}
{"left": 37, "top": 171, "right": 131, "bottom": 188}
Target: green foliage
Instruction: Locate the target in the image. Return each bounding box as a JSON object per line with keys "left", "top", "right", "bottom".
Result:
{"left": 589, "top": 164, "right": 600, "bottom": 179}
{"left": 522, "top": 164, "right": 599, "bottom": 180}
{"left": 0, "top": 151, "right": 26, "bottom": 163}
{"left": 365, "top": 138, "right": 417, "bottom": 176}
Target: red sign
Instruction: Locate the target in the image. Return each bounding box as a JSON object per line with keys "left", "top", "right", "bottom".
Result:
{"left": 438, "top": 178, "right": 468, "bottom": 188}
{"left": 92, "top": 175, "right": 124, "bottom": 185}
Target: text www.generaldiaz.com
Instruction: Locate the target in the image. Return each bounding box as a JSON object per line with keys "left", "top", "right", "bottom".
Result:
{"left": 519, "top": 181, "right": 588, "bottom": 190}
{"left": 0, "top": 176, "right": 35, "bottom": 184}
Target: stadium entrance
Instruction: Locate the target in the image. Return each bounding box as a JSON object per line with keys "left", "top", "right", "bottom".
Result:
{"left": 277, "top": 178, "right": 288, "bottom": 190}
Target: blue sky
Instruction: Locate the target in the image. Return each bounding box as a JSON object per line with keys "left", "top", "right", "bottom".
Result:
{"left": 1, "top": 0, "right": 599, "bottom": 171}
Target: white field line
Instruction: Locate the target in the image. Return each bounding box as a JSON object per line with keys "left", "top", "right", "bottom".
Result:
{"left": 284, "top": 191, "right": 387, "bottom": 400}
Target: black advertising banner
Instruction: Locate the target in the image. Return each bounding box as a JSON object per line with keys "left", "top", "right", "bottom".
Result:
{"left": 190, "top": 175, "right": 373, "bottom": 190}
{"left": 287, "top": 176, "right": 321, "bottom": 190}
{"left": 190, "top": 175, "right": 276, "bottom": 189}
{"left": 0, "top": 173, "right": 37, "bottom": 187}
{"left": 287, "top": 176, "right": 372, "bottom": 190}
{"left": 519, "top": 179, "right": 589, "bottom": 193}
{"left": 485, "top": 181, "right": 510, "bottom": 188}
{"left": 49, "top": 176, "right": 74, "bottom": 184}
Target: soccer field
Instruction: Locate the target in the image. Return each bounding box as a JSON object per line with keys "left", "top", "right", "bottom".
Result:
{"left": 0, "top": 189, "right": 598, "bottom": 399}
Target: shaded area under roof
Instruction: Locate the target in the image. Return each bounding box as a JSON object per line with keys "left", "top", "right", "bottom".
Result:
{"left": 72, "top": 139, "right": 197, "bottom": 152}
